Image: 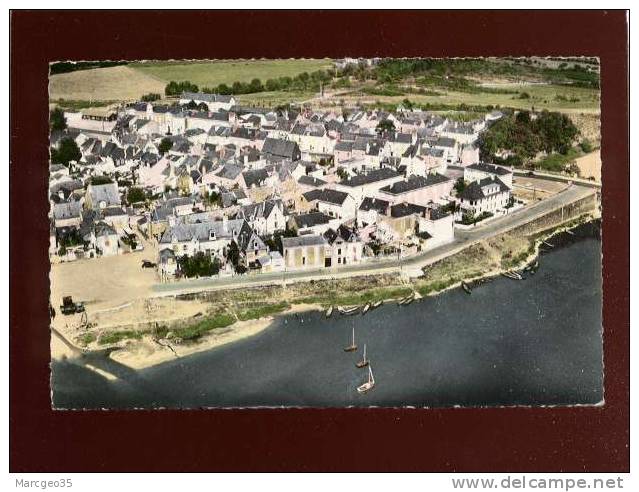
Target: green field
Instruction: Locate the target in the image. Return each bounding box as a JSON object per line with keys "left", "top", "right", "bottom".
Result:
{"left": 333, "top": 83, "right": 600, "bottom": 113}
{"left": 131, "top": 59, "right": 333, "bottom": 89}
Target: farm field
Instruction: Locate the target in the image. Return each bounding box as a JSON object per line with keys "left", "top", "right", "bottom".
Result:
{"left": 331, "top": 83, "right": 600, "bottom": 113}
{"left": 130, "top": 59, "right": 333, "bottom": 88}
{"left": 49, "top": 65, "right": 166, "bottom": 102}
{"left": 49, "top": 59, "right": 333, "bottom": 104}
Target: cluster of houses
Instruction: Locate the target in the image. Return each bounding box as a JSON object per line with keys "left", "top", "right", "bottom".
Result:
{"left": 49, "top": 91, "right": 515, "bottom": 280}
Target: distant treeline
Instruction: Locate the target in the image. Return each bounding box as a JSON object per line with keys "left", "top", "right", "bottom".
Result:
{"left": 50, "top": 61, "right": 129, "bottom": 75}
{"left": 165, "top": 69, "right": 334, "bottom": 97}
{"left": 374, "top": 58, "right": 600, "bottom": 89}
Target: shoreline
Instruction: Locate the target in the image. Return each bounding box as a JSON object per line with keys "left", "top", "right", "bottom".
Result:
{"left": 52, "top": 303, "right": 324, "bottom": 372}
{"left": 52, "top": 217, "right": 599, "bottom": 373}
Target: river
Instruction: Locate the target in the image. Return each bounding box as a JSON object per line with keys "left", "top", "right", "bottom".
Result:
{"left": 52, "top": 224, "right": 603, "bottom": 409}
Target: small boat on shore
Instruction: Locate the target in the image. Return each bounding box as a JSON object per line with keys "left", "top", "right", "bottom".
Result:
{"left": 325, "top": 306, "right": 334, "bottom": 318}
{"left": 397, "top": 292, "right": 415, "bottom": 306}
{"left": 361, "top": 302, "right": 371, "bottom": 315}
{"left": 371, "top": 300, "right": 383, "bottom": 309}
{"left": 338, "top": 306, "right": 360, "bottom": 315}
{"left": 344, "top": 327, "right": 357, "bottom": 352}
{"left": 356, "top": 344, "right": 369, "bottom": 368}
{"left": 530, "top": 260, "right": 540, "bottom": 275}
{"left": 502, "top": 270, "right": 523, "bottom": 280}
{"left": 357, "top": 365, "right": 375, "bottom": 394}
{"left": 461, "top": 281, "right": 472, "bottom": 295}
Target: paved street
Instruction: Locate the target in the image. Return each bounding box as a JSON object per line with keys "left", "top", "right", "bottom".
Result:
{"left": 150, "top": 183, "right": 596, "bottom": 298}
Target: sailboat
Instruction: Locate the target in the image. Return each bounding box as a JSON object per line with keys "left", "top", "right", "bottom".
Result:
{"left": 343, "top": 326, "right": 357, "bottom": 352}
{"left": 356, "top": 344, "right": 369, "bottom": 368}
{"left": 357, "top": 365, "right": 375, "bottom": 394}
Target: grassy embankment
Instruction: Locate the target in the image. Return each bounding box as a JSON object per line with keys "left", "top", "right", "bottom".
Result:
{"left": 79, "top": 275, "right": 413, "bottom": 348}
{"left": 82, "top": 212, "right": 594, "bottom": 349}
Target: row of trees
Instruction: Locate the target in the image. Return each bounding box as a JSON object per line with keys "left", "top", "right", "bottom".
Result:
{"left": 204, "top": 69, "right": 334, "bottom": 95}
{"left": 478, "top": 110, "right": 579, "bottom": 164}
{"left": 165, "top": 80, "right": 199, "bottom": 96}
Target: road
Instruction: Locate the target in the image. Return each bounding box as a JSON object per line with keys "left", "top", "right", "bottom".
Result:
{"left": 151, "top": 183, "right": 596, "bottom": 298}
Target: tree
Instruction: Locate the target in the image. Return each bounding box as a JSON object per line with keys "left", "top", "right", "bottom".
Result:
{"left": 453, "top": 178, "right": 466, "bottom": 196}
{"left": 265, "top": 79, "right": 280, "bottom": 91}
{"left": 50, "top": 108, "right": 67, "bottom": 131}
{"left": 158, "top": 138, "right": 173, "bottom": 155}
{"left": 248, "top": 78, "right": 263, "bottom": 93}
{"left": 227, "top": 241, "right": 241, "bottom": 271}
{"left": 376, "top": 119, "right": 396, "bottom": 136}
{"left": 178, "top": 253, "right": 221, "bottom": 278}
{"left": 336, "top": 168, "right": 349, "bottom": 180}
{"left": 141, "top": 93, "right": 161, "bottom": 102}
{"left": 127, "top": 187, "right": 146, "bottom": 204}
{"left": 185, "top": 100, "right": 198, "bottom": 110}
{"left": 51, "top": 138, "right": 81, "bottom": 166}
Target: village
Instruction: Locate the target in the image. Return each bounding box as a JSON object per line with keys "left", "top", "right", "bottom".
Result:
{"left": 49, "top": 90, "right": 523, "bottom": 284}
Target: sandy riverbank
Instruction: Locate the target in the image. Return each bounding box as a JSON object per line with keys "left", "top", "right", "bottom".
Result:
{"left": 52, "top": 303, "right": 325, "bottom": 372}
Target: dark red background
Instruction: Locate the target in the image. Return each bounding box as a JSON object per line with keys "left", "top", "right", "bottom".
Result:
{"left": 10, "top": 10, "right": 629, "bottom": 472}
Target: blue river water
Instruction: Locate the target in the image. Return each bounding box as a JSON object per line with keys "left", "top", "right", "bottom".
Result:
{"left": 52, "top": 228, "right": 603, "bottom": 409}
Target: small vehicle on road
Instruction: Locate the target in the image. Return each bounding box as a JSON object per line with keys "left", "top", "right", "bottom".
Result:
{"left": 60, "top": 296, "right": 85, "bottom": 315}
{"left": 141, "top": 260, "right": 156, "bottom": 269}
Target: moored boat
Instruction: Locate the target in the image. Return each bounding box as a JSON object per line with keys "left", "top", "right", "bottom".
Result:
{"left": 344, "top": 327, "right": 357, "bottom": 352}
{"left": 338, "top": 306, "right": 360, "bottom": 315}
{"left": 325, "top": 305, "right": 334, "bottom": 318}
{"left": 361, "top": 302, "right": 371, "bottom": 315}
{"left": 356, "top": 344, "right": 369, "bottom": 368}
{"left": 502, "top": 270, "right": 523, "bottom": 280}
{"left": 397, "top": 292, "right": 415, "bottom": 306}
{"left": 461, "top": 281, "right": 472, "bottom": 294}
{"left": 357, "top": 365, "right": 375, "bottom": 394}
{"left": 371, "top": 300, "right": 383, "bottom": 309}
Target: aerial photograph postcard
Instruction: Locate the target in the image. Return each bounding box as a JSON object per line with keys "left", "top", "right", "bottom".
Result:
{"left": 48, "top": 57, "right": 603, "bottom": 409}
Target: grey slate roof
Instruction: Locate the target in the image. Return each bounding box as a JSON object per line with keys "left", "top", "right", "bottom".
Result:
{"left": 466, "top": 162, "right": 512, "bottom": 176}
{"left": 302, "top": 188, "right": 350, "bottom": 206}
{"left": 358, "top": 196, "right": 390, "bottom": 213}
{"left": 380, "top": 173, "right": 450, "bottom": 195}
{"left": 281, "top": 235, "right": 327, "bottom": 248}
{"left": 292, "top": 212, "right": 332, "bottom": 229}
{"left": 460, "top": 177, "right": 510, "bottom": 201}
{"left": 298, "top": 175, "right": 327, "bottom": 187}
{"left": 242, "top": 168, "right": 269, "bottom": 188}
{"left": 52, "top": 201, "right": 82, "bottom": 221}
{"left": 338, "top": 168, "right": 400, "bottom": 187}
{"left": 390, "top": 203, "right": 428, "bottom": 218}
{"left": 262, "top": 138, "right": 301, "bottom": 160}
{"left": 435, "top": 137, "right": 457, "bottom": 148}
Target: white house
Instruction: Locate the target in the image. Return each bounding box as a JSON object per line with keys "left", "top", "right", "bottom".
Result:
{"left": 464, "top": 162, "right": 514, "bottom": 189}
{"left": 458, "top": 176, "right": 511, "bottom": 215}
{"left": 301, "top": 188, "right": 358, "bottom": 220}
